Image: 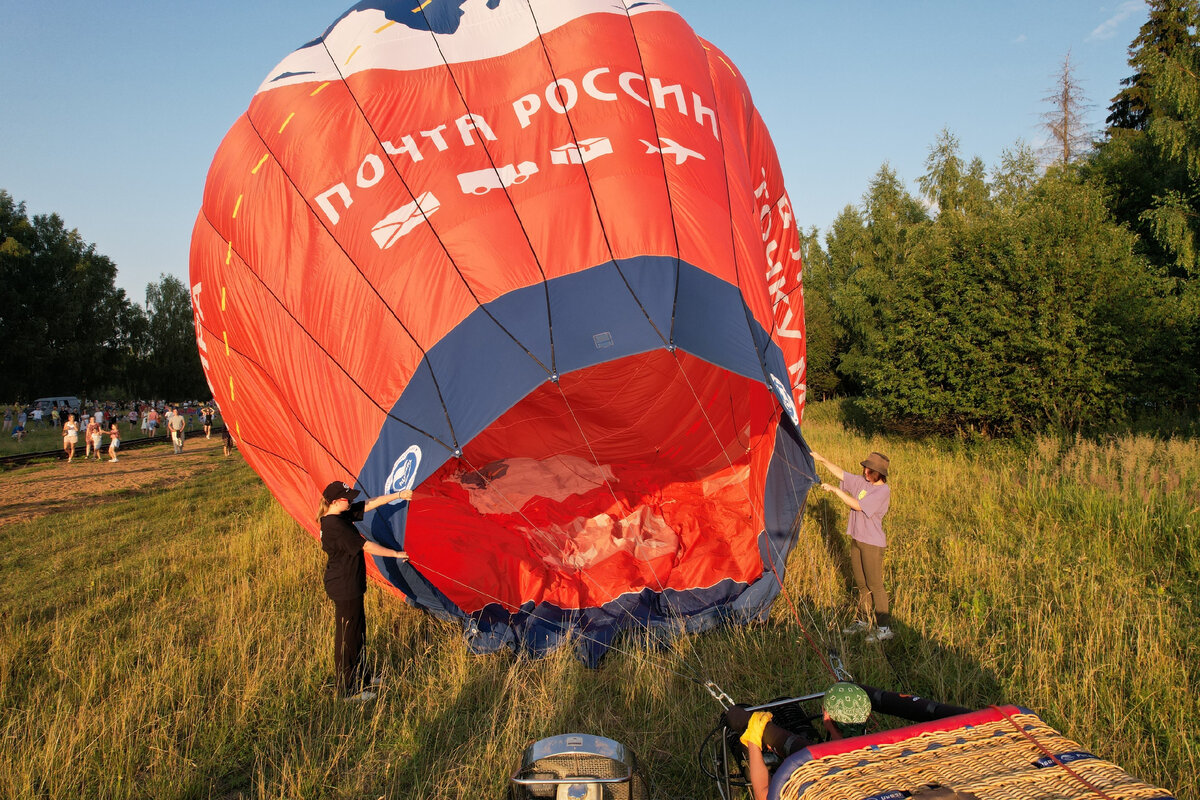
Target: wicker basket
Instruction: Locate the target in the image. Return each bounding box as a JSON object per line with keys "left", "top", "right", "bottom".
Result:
{"left": 772, "top": 706, "right": 1174, "bottom": 800}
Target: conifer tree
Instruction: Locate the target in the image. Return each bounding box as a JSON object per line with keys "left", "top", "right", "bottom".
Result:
{"left": 1107, "top": 0, "right": 1196, "bottom": 132}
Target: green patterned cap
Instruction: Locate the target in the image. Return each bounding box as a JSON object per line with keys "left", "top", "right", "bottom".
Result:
{"left": 823, "top": 682, "right": 871, "bottom": 724}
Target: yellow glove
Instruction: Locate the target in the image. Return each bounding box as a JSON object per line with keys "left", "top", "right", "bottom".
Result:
{"left": 739, "top": 711, "right": 773, "bottom": 749}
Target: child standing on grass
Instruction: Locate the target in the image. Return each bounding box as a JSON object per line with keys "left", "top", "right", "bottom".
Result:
{"left": 810, "top": 450, "right": 893, "bottom": 643}
{"left": 89, "top": 419, "right": 104, "bottom": 460}
{"left": 317, "top": 481, "right": 412, "bottom": 702}
{"left": 108, "top": 422, "right": 121, "bottom": 462}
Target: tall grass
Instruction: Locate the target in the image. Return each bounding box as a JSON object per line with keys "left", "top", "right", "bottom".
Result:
{"left": 0, "top": 401, "right": 1195, "bottom": 798}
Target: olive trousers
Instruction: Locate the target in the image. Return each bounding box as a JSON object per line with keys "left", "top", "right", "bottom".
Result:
{"left": 850, "top": 538, "right": 890, "bottom": 627}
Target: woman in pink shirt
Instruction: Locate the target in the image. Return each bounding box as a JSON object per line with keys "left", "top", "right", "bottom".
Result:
{"left": 811, "top": 450, "right": 893, "bottom": 642}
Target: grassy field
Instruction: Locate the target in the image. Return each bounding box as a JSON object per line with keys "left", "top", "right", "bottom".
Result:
{"left": 0, "top": 400, "right": 1196, "bottom": 799}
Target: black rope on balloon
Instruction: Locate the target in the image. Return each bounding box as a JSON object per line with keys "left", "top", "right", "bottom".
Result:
{"left": 412, "top": 3, "right": 726, "bottom": 680}
{"left": 685, "top": 39, "right": 779, "bottom": 399}
{"left": 238, "top": 435, "right": 309, "bottom": 474}
{"left": 309, "top": 13, "right": 717, "bottom": 673}
{"left": 448, "top": 444, "right": 714, "bottom": 683}
{"left": 237, "top": 113, "right": 464, "bottom": 456}
{"left": 192, "top": 304, "right": 384, "bottom": 480}
{"left": 379, "top": 16, "right": 560, "bottom": 378}
{"left": 199, "top": 210, "right": 457, "bottom": 456}
{"left": 522, "top": 0, "right": 671, "bottom": 351}
{"left": 613, "top": 1, "right": 686, "bottom": 347}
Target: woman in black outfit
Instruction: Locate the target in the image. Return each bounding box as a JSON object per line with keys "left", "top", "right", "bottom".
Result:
{"left": 317, "top": 481, "right": 411, "bottom": 701}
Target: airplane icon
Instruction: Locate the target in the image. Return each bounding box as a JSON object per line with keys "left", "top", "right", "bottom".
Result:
{"left": 639, "top": 137, "right": 705, "bottom": 165}
{"left": 371, "top": 191, "right": 440, "bottom": 249}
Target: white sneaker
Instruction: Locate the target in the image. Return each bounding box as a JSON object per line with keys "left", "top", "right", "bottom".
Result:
{"left": 865, "top": 626, "right": 894, "bottom": 643}
{"left": 842, "top": 619, "right": 870, "bottom": 635}
{"left": 343, "top": 689, "right": 377, "bottom": 702}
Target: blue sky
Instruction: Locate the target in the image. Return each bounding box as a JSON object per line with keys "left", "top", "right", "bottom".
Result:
{"left": 1, "top": 1, "right": 1146, "bottom": 302}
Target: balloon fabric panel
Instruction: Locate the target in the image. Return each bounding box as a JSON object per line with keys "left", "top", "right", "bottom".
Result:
{"left": 191, "top": 0, "right": 813, "bottom": 662}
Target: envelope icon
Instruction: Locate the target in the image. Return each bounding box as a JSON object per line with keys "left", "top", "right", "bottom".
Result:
{"left": 371, "top": 192, "right": 440, "bottom": 249}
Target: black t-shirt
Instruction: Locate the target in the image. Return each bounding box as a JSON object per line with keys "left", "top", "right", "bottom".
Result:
{"left": 320, "top": 501, "right": 367, "bottom": 601}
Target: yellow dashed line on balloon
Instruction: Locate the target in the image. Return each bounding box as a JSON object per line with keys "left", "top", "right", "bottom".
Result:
{"left": 251, "top": 154, "right": 269, "bottom": 174}
{"left": 278, "top": 112, "right": 295, "bottom": 134}
{"left": 412, "top": 0, "right": 432, "bottom": 11}
{"left": 223, "top": 331, "right": 229, "bottom": 356}
{"left": 220, "top": 286, "right": 227, "bottom": 311}
{"left": 375, "top": 20, "right": 395, "bottom": 33}
{"left": 232, "top": 194, "right": 243, "bottom": 219}
{"left": 225, "top": 241, "right": 233, "bottom": 265}
{"left": 310, "top": 81, "right": 331, "bottom": 96}
{"left": 236, "top": 421, "right": 241, "bottom": 440}
{"left": 701, "top": 43, "right": 738, "bottom": 78}
{"left": 344, "top": 45, "right": 361, "bottom": 66}
{"left": 229, "top": 377, "right": 235, "bottom": 402}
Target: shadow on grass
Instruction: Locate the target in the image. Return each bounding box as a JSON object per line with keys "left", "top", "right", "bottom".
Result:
{"left": 811, "top": 496, "right": 852, "bottom": 586}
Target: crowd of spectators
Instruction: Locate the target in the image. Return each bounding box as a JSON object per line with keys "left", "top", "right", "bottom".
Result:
{"left": 4, "top": 399, "right": 231, "bottom": 458}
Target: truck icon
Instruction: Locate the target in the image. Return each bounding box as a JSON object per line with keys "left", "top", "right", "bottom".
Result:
{"left": 550, "top": 137, "right": 613, "bottom": 165}
{"left": 371, "top": 191, "right": 440, "bottom": 250}
{"left": 456, "top": 161, "right": 539, "bottom": 195}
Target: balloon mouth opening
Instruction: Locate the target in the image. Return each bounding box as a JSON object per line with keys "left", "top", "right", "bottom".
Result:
{"left": 405, "top": 350, "right": 778, "bottom": 613}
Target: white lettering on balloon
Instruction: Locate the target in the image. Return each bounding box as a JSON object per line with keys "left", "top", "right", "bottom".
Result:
{"left": 513, "top": 69, "right": 719, "bottom": 140}
{"left": 755, "top": 170, "right": 806, "bottom": 403}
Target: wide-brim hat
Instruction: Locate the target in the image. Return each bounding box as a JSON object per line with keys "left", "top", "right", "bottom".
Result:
{"left": 860, "top": 452, "right": 889, "bottom": 477}
{"left": 322, "top": 480, "right": 360, "bottom": 504}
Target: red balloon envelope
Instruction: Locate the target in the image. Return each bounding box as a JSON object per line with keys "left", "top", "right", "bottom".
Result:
{"left": 190, "top": 0, "right": 814, "bottom": 662}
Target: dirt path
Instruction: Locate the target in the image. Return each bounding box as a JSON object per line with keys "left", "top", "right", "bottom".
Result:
{"left": 0, "top": 434, "right": 233, "bottom": 528}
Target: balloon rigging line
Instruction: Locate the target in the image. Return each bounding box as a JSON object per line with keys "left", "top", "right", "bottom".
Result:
{"left": 550, "top": 380, "right": 719, "bottom": 681}
{"left": 413, "top": 558, "right": 716, "bottom": 687}
{"left": 613, "top": 0, "right": 687, "bottom": 346}
{"left": 447, "top": 446, "right": 712, "bottom": 684}
{"left": 232, "top": 118, "right": 464, "bottom": 455}
{"left": 761, "top": 425, "right": 839, "bottom": 681}
{"left": 238, "top": 5, "right": 818, "bottom": 679}
{"left": 666, "top": 354, "right": 766, "bottom": 522}
{"left": 416, "top": 0, "right": 738, "bottom": 680}
{"left": 311, "top": 38, "right": 556, "bottom": 386}
{"left": 662, "top": 353, "right": 838, "bottom": 678}
{"left": 452, "top": 449, "right": 581, "bottom": 565}
{"left": 197, "top": 212, "right": 457, "bottom": 455}
{"left": 191, "top": 297, "right": 411, "bottom": 481}
{"left": 410, "top": 6, "right": 562, "bottom": 376}
{"left": 634, "top": 19, "right": 836, "bottom": 679}
{"left": 524, "top": 0, "right": 672, "bottom": 351}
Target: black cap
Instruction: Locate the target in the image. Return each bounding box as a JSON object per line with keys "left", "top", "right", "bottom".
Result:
{"left": 322, "top": 481, "right": 360, "bottom": 504}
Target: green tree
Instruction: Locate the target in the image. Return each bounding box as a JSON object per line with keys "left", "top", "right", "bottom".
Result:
{"left": 797, "top": 227, "right": 840, "bottom": 398}
{"left": 0, "top": 190, "right": 131, "bottom": 400}
{"left": 864, "top": 168, "right": 1156, "bottom": 432}
{"left": 1089, "top": 3, "right": 1200, "bottom": 406}
{"left": 826, "top": 167, "right": 927, "bottom": 399}
{"left": 144, "top": 275, "right": 207, "bottom": 400}
{"left": 1107, "top": 0, "right": 1197, "bottom": 132}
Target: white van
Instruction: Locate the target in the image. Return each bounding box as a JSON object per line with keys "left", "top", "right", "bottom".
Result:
{"left": 34, "top": 396, "right": 81, "bottom": 413}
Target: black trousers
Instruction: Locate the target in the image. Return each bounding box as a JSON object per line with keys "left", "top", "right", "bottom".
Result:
{"left": 332, "top": 594, "right": 369, "bottom": 695}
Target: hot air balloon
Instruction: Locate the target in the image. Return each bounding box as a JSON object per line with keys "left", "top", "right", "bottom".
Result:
{"left": 190, "top": 0, "right": 812, "bottom": 663}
